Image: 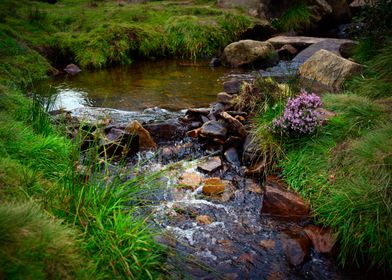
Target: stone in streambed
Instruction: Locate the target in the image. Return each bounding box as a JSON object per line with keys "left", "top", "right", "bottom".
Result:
{"left": 200, "top": 120, "right": 228, "bottom": 139}
{"left": 197, "top": 156, "right": 222, "bottom": 173}
{"left": 303, "top": 225, "right": 336, "bottom": 254}
{"left": 186, "top": 128, "right": 202, "bottom": 138}
{"left": 178, "top": 172, "right": 203, "bottom": 191}
{"left": 280, "top": 232, "right": 311, "bottom": 266}
{"left": 222, "top": 40, "right": 278, "bottom": 68}
{"left": 64, "top": 63, "right": 81, "bottom": 75}
{"left": 217, "top": 92, "right": 235, "bottom": 104}
{"left": 196, "top": 215, "right": 214, "bottom": 225}
{"left": 223, "top": 80, "right": 242, "bottom": 94}
{"left": 224, "top": 147, "right": 241, "bottom": 166}
{"left": 261, "top": 176, "right": 309, "bottom": 221}
{"left": 202, "top": 177, "right": 225, "bottom": 195}
{"left": 125, "top": 120, "right": 157, "bottom": 150}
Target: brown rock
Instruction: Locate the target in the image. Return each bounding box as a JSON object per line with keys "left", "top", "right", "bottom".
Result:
{"left": 259, "top": 239, "right": 276, "bottom": 249}
{"left": 200, "top": 120, "right": 228, "bottom": 139}
{"left": 222, "top": 40, "right": 278, "bottom": 68}
{"left": 261, "top": 176, "right": 309, "bottom": 220}
{"left": 281, "top": 232, "right": 310, "bottom": 266}
{"left": 219, "top": 111, "right": 247, "bottom": 139}
{"left": 197, "top": 157, "right": 222, "bottom": 173}
{"left": 143, "top": 120, "right": 186, "bottom": 142}
{"left": 217, "top": 92, "right": 235, "bottom": 104}
{"left": 202, "top": 177, "right": 225, "bottom": 195}
{"left": 299, "top": 49, "right": 363, "bottom": 91}
{"left": 196, "top": 215, "right": 214, "bottom": 225}
{"left": 178, "top": 172, "right": 203, "bottom": 190}
{"left": 187, "top": 128, "right": 202, "bottom": 138}
{"left": 125, "top": 120, "right": 157, "bottom": 150}
{"left": 223, "top": 80, "right": 243, "bottom": 94}
{"left": 303, "top": 225, "right": 336, "bottom": 253}
{"left": 277, "top": 44, "right": 298, "bottom": 60}
{"left": 246, "top": 179, "right": 263, "bottom": 194}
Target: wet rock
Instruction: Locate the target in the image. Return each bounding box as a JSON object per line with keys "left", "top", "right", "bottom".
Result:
{"left": 198, "top": 157, "right": 222, "bottom": 173}
{"left": 143, "top": 120, "right": 186, "bottom": 142}
{"left": 186, "top": 128, "right": 202, "bottom": 138}
{"left": 202, "top": 177, "right": 225, "bottom": 195}
{"left": 222, "top": 40, "right": 278, "bottom": 68}
{"left": 210, "top": 102, "right": 227, "bottom": 116}
{"left": 242, "top": 135, "right": 260, "bottom": 166}
{"left": 224, "top": 147, "right": 241, "bottom": 166}
{"left": 303, "top": 225, "right": 336, "bottom": 253}
{"left": 125, "top": 120, "right": 157, "bottom": 150}
{"left": 217, "top": 92, "right": 235, "bottom": 104}
{"left": 246, "top": 179, "right": 263, "bottom": 194}
{"left": 281, "top": 232, "right": 311, "bottom": 266}
{"left": 223, "top": 80, "right": 243, "bottom": 94}
{"left": 293, "top": 38, "right": 357, "bottom": 63}
{"left": 219, "top": 112, "right": 247, "bottom": 139}
{"left": 196, "top": 215, "right": 214, "bottom": 225}
{"left": 200, "top": 120, "right": 228, "bottom": 139}
{"left": 185, "top": 108, "right": 210, "bottom": 122}
{"left": 189, "top": 121, "right": 202, "bottom": 129}
{"left": 261, "top": 176, "right": 309, "bottom": 220}
{"left": 277, "top": 44, "right": 298, "bottom": 60}
{"left": 224, "top": 136, "right": 243, "bottom": 150}
{"left": 178, "top": 172, "right": 203, "bottom": 191}
{"left": 209, "top": 57, "right": 221, "bottom": 67}
{"left": 259, "top": 239, "right": 276, "bottom": 249}
{"left": 299, "top": 49, "right": 363, "bottom": 91}
{"left": 201, "top": 115, "right": 210, "bottom": 123}
{"left": 64, "top": 63, "right": 81, "bottom": 75}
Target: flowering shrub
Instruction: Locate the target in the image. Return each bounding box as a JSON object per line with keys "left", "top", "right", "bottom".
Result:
{"left": 271, "top": 90, "right": 323, "bottom": 136}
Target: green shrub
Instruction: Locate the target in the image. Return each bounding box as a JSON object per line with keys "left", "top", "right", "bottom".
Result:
{"left": 272, "top": 3, "right": 312, "bottom": 33}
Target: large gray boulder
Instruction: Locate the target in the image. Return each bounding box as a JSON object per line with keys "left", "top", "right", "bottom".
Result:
{"left": 299, "top": 49, "right": 363, "bottom": 92}
{"left": 222, "top": 40, "right": 278, "bottom": 68}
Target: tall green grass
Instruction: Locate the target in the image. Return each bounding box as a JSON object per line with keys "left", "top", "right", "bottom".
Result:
{"left": 0, "top": 87, "right": 164, "bottom": 279}
{"left": 272, "top": 3, "right": 312, "bottom": 33}
{"left": 279, "top": 94, "right": 391, "bottom": 271}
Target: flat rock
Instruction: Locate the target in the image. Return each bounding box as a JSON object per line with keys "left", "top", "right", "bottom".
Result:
{"left": 267, "top": 36, "right": 326, "bottom": 48}
{"left": 202, "top": 177, "right": 225, "bottom": 196}
{"left": 293, "top": 39, "right": 357, "bottom": 63}
{"left": 299, "top": 49, "right": 363, "bottom": 91}
{"left": 303, "top": 225, "right": 336, "bottom": 254}
{"left": 143, "top": 120, "right": 186, "bottom": 142}
{"left": 222, "top": 40, "right": 278, "bottom": 68}
{"left": 261, "top": 176, "right": 309, "bottom": 220}
{"left": 178, "top": 172, "right": 203, "bottom": 190}
{"left": 196, "top": 215, "right": 214, "bottom": 225}
{"left": 200, "top": 120, "right": 228, "bottom": 139}
{"left": 197, "top": 157, "right": 222, "bottom": 173}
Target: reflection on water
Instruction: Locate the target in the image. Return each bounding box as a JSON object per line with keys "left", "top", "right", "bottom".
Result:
{"left": 36, "top": 60, "right": 248, "bottom": 111}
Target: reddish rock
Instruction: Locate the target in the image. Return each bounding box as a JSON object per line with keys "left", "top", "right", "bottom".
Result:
{"left": 187, "top": 128, "right": 202, "bottom": 138}
{"left": 196, "top": 215, "right": 214, "bottom": 225}
{"left": 261, "top": 176, "right": 309, "bottom": 220}
{"left": 202, "top": 177, "right": 225, "bottom": 195}
{"left": 280, "top": 232, "right": 311, "bottom": 266}
{"left": 197, "top": 157, "right": 222, "bottom": 173}
{"left": 178, "top": 172, "right": 203, "bottom": 190}
{"left": 259, "top": 239, "right": 276, "bottom": 249}
{"left": 303, "top": 225, "right": 336, "bottom": 254}
{"left": 219, "top": 111, "right": 247, "bottom": 139}
{"left": 277, "top": 44, "right": 298, "bottom": 60}
{"left": 125, "top": 120, "right": 157, "bottom": 150}
{"left": 200, "top": 120, "right": 228, "bottom": 139}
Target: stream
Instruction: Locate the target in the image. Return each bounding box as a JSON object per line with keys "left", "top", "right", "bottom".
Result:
{"left": 35, "top": 59, "right": 352, "bottom": 279}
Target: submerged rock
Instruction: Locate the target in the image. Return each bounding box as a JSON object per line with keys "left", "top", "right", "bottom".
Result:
{"left": 64, "top": 63, "right": 81, "bottom": 75}
{"left": 299, "top": 49, "right": 363, "bottom": 91}
{"left": 261, "top": 176, "right": 309, "bottom": 221}
{"left": 202, "top": 177, "right": 226, "bottom": 196}
{"left": 222, "top": 40, "right": 278, "bottom": 68}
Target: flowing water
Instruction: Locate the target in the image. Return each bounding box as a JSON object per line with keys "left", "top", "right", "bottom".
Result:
{"left": 37, "top": 60, "right": 354, "bottom": 279}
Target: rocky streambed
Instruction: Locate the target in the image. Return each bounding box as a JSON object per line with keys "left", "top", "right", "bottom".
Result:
{"left": 45, "top": 35, "right": 366, "bottom": 279}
